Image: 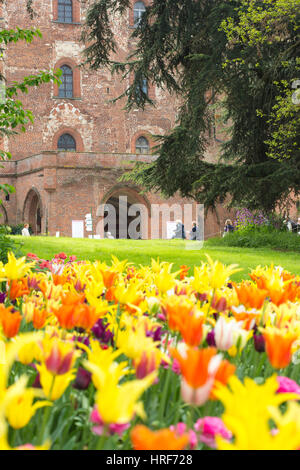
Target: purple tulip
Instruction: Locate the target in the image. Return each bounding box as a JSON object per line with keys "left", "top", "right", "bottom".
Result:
{"left": 73, "top": 367, "right": 92, "bottom": 390}
{"left": 206, "top": 330, "right": 216, "bottom": 347}
{"left": 254, "top": 334, "right": 265, "bottom": 353}
{"left": 92, "top": 319, "right": 114, "bottom": 344}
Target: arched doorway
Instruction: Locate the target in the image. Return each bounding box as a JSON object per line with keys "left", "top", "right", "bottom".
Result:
{"left": 23, "top": 189, "right": 43, "bottom": 235}
{"left": 97, "top": 187, "right": 150, "bottom": 240}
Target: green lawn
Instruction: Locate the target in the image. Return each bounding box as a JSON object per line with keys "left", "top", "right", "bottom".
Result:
{"left": 14, "top": 236, "right": 300, "bottom": 282}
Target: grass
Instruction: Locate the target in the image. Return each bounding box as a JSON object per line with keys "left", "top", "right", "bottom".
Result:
{"left": 14, "top": 235, "right": 300, "bottom": 282}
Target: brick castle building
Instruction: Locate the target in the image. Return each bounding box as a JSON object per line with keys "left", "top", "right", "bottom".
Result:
{"left": 0, "top": 0, "right": 230, "bottom": 239}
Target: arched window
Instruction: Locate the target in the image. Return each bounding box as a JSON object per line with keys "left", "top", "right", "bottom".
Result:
{"left": 134, "top": 1, "right": 146, "bottom": 27}
{"left": 135, "top": 136, "right": 149, "bottom": 154}
{"left": 58, "top": 0, "right": 73, "bottom": 23}
{"left": 135, "top": 75, "right": 148, "bottom": 103}
{"left": 59, "top": 65, "right": 73, "bottom": 98}
{"left": 58, "top": 133, "right": 76, "bottom": 151}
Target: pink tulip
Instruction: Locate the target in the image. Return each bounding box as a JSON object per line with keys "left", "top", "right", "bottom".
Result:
{"left": 90, "top": 406, "right": 130, "bottom": 437}
{"left": 277, "top": 376, "right": 300, "bottom": 396}
{"left": 195, "top": 417, "right": 232, "bottom": 448}
{"left": 170, "top": 423, "right": 197, "bottom": 449}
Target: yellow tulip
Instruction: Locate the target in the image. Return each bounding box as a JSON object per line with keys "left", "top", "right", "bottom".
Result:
{"left": 0, "top": 252, "right": 36, "bottom": 282}
{"left": 36, "top": 363, "right": 76, "bottom": 401}
{"left": 4, "top": 377, "right": 51, "bottom": 429}
{"left": 94, "top": 372, "right": 157, "bottom": 425}
{"left": 214, "top": 375, "right": 300, "bottom": 450}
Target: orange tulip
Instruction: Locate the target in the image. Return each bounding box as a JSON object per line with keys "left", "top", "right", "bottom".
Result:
{"left": 233, "top": 282, "right": 268, "bottom": 309}
{"left": 54, "top": 292, "right": 98, "bottom": 330}
{"left": 72, "top": 303, "right": 98, "bottom": 330}
{"left": 171, "top": 346, "right": 236, "bottom": 406}
{"left": 179, "top": 265, "right": 190, "bottom": 281}
{"left": 263, "top": 328, "right": 297, "bottom": 369}
{"left": 0, "top": 305, "right": 22, "bottom": 338}
{"left": 9, "top": 278, "right": 30, "bottom": 300}
{"left": 250, "top": 275, "right": 299, "bottom": 306}
{"left": 171, "top": 346, "right": 217, "bottom": 389}
{"left": 105, "top": 287, "right": 117, "bottom": 303}
{"left": 231, "top": 307, "right": 261, "bottom": 330}
{"left": 177, "top": 312, "right": 204, "bottom": 347}
{"left": 100, "top": 270, "right": 118, "bottom": 289}
{"left": 210, "top": 360, "right": 236, "bottom": 399}
{"left": 162, "top": 296, "right": 195, "bottom": 332}
{"left": 268, "top": 283, "right": 299, "bottom": 306}
{"left": 33, "top": 309, "right": 48, "bottom": 329}
{"left": 52, "top": 274, "right": 68, "bottom": 286}
{"left": 131, "top": 425, "right": 189, "bottom": 450}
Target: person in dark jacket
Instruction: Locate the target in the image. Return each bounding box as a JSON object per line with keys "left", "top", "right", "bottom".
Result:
{"left": 190, "top": 222, "right": 198, "bottom": 240}
{"left": 223, "top": 219, "right": 234, "bottom": 236}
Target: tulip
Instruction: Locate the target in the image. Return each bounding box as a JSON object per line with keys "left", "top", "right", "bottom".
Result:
{"left": 214, "top": 317, "right": 238, "bottom": 351}
{"left": 131, "top": 425, "right": 189, "bottom": 450}
{"left": 90, "top": 406, "right": 129, "bottom": 436}
{"left": 170, "top": 423, "right": 197, "bottom": 449}
{"left": 206, "top": 330, "right": 216, "bottom": 347}
{"left": 73, "top": 367, "right": 92, "bottom": 390}
{"left": 195, "top": 417, "right": 232, "bottom": 449}
{"left": 0, "top": 305, "right": 22, "bottom": 338}
{"left": 263, "top": 327, "right": 297, "bottom": 369}
{"left": 276, "top": 376, "right": 300, "bottom": 396}
{"left": 5, "top": 387, "right": 51, "bottom": 429}
{"left": 254, "top": 334, "right": 265, "bottom": 353}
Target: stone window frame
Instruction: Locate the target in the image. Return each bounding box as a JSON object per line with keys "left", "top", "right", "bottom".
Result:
{"left": 53, "top": 58, "right": 81, "bottom": 99}
{"left": 57, "top": 133, "right": 77, "bottom": 151}
{"left": 53, "top": 128, "right": 84, "bottom": 152}
{"left": 53, "top": 0, "right": 81, "bottom": 24}
{"left": 131, "top": 131, "right": 153, "bottom": 154}
{"left": 135, "top": 136, "right": 150, "bottom": 154}
{"left": 133, "top": 1, "right": 146, "bottom": 28}
{"left": 59, "top": 65, "right": 73, "bottom": 98}
{"left": 129, "top": 0, "right": 150, "bottom": 28}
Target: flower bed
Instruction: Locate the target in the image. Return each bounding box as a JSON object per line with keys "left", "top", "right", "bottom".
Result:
{"left": 0, "top": 251, "right": 300, "bottom": 450}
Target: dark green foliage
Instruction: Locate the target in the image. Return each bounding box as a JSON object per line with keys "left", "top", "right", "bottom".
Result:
{"left": 8, "top": 224, "right": 32, "bottom": 235}
{"left": 207, "top": 226, "right": 300, "bottom": 252}
{"left": 0, "top": 226, "right": 22, "bottom": 263}
{"left": 82, "top": 0, "right": 300, "bottom": 214}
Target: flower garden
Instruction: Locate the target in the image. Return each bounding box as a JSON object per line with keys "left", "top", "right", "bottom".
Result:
{"left": 1, "top": 250, "right": 300, "bottom": 450}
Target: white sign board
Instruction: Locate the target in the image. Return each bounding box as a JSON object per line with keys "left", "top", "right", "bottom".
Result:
{"left": 166, "top": 221, "right": 178, "bottom": 240}
{"left": 72, "top": 220, "right": 84, "bottom": 238}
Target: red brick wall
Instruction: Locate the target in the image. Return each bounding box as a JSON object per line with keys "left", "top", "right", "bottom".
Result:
{"left": 0, "top": 1, "right": 235, "bottom": 238}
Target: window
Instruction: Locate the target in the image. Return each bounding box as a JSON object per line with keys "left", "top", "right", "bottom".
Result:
{"left": 59, "top": 65, "right": 73, "bottom": 98}
{"left": 135, "top": 136, "right": 150, "bottom": 154}
{"left": 58, "top": 133, "right": 76, "bottom": 151}
{"left": 135, "top": 76, "right": 148, "bottom": 102}
{"left": 5, "top": 194, "right": 9, "bottom": 201}
{"left": 134, "top": 1, "right": 146, "bottom": 27}
{"left": 58, "top": 0, "right": 73, "bottom": 23}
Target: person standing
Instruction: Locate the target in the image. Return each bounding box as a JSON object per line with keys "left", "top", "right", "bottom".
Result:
{"left": 190, "top": 221, "right": 198, "bottom": 240}
{"left": 21, "top": 223, "right": 30, "bottom": 236}
{"left": 223, "top": 219, "right": 234, "bottom": 237}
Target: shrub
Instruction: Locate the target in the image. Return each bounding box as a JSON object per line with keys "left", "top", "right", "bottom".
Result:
{"left": 208, "top": 226, "right": 300, "bottom": 252}
{"left": 0, "top": 225, "right": 22, "bottom": 263}
{"left": 9, "top": 224, "right": 33, "bottom": 235}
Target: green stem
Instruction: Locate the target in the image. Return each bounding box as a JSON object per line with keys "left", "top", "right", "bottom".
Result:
{"left": 39, "top": 375, "right": 55, "bottom": 445}
{"left": 158, "top": 367, "right": 172, "bottom": 421}
{"left": 96, "top": 426, "right": 109, "bottom": 450}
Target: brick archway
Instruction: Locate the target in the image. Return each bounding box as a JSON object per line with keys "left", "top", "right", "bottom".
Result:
{"left": 23, "top": 188, "right": 43, "bottom": 235}
{"left": 97, "top": 185, "right": 151, "bottom": 239}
